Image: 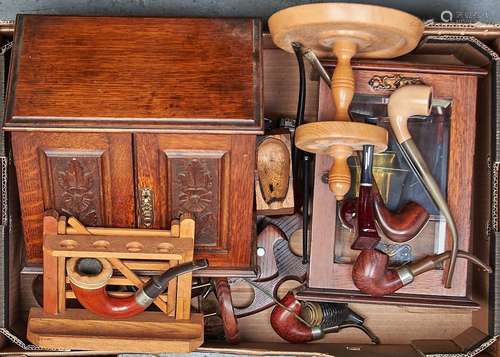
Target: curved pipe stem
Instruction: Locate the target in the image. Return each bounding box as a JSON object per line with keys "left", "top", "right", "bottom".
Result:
{"left": 326, "top": 324, "right": 380, "bottom": 345}
{"left": 402, "top": 139, "right": 458, "bottom": 288}
{"left": 409, "top": 250, "right": 492, "bottom": 276}
{"left": 292, "top": 42, "right": 306, "bottom": 130}
{"left": 292, "top": 42, "right": 311, "bottom": 265}
{"left": 291, "top": 41, "right": 306, "bottom": 182}
{"left": 387, "top": 84, "right": 457, "bottom": 288}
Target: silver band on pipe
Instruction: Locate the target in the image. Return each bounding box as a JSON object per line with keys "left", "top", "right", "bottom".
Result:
{"left": 311, "top": 326, "right": 325, "bottom": 340}
{"left": 397, "top": 266, "right": 414, "bottom": 286}
{"left": 135, "top": 289, "right": 154, "bottom": 308}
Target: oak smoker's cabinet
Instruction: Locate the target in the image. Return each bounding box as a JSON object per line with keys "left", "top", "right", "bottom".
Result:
{"left": 3, "top": 15, "right": 263, "bottom": 274}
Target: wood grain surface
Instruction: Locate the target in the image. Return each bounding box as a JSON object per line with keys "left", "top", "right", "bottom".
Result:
{"left": 41, "top": 212, "right": 60, "bottom": 315}
{"left": 214, "top": 278, "right": 240, "bottom": 344}
{"left": 263, "top": 49, "right": 319, "bottom": 122}
{"left": 5, "top": 16, "right": 262, "bottom": 133}
{"left": 308, "top": 65, "right": 479, "bottom": 300}
{"left": 12, "top": 132, "right": 135, "bottom": 263}
{"left": 255, "top": 224, "right": 287, "bottom": 281}
{"left": 255, "top": 134, "right": 294, "bottom": 216}
{"left": 230, "top": 279, "right": 473, "bottom": 345}
{"left": 10, "top": 40, "right": 490, "bottom": 350}
{"left": 135, "top": 133, "right": 255, "bottom": 268}
{"left": 27, "top": 308, "right": 204, "bottom": 353}
{"left": 268, "top": 3, "right": 423, "bottom": 59}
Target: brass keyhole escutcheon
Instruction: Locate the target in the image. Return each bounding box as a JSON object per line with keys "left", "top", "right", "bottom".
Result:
{"left": 139, "top": 187, "right": 154, "bottom": 228}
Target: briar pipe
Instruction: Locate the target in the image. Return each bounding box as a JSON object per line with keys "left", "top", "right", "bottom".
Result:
{"left": 388, "top": 85, "right": 458, "bottom": 288}
{"left": 352, "top": 249, "right": 491, "bottom": 297}
{"left": 372, "top": 180, "right": 429, "bottom": 242}
{"left": 270, "top": 293, "right": 379, "bottom": 344}
{"left": 339, "top": 184, "right": 429, "bottom": 243}
{"left": 68, "top": 257, "right": 208, "bottom": 318}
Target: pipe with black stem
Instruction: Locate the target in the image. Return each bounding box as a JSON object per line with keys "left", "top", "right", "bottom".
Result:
{"left": 292, "top": 42, "right": 310, "bottom": 265}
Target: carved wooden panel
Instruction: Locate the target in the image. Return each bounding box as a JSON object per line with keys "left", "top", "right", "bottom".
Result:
{"left": 44, "top": 151, "right": 104, "bottom": 226}
{"left": 135, "top": 133, "right": 255, "bottom": 269}
{"left": 167, "top": 153, "right": 224, "bottom": 247}
{"left": 11, "top": 132, "right": 135, "bottom": 263}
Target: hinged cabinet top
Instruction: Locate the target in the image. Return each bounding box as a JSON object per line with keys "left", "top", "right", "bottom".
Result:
{"left": 4, "top": 15, "right": 263, "bottom": 133}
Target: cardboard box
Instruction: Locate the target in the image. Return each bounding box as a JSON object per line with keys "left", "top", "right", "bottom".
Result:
{"left": 0, "top": 22, "right": 499, "bottom": 356}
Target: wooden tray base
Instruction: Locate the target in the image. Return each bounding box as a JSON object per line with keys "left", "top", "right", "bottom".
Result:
{"left": 27, "top": 308, "right": 204, "bottom": 353}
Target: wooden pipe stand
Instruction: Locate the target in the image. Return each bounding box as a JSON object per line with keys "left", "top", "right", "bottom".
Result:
{"left": 269, "top": 3, "right": 424, "bottom": 200}
{"left": 27, "top": 211, "right": 204, "bottom": 353}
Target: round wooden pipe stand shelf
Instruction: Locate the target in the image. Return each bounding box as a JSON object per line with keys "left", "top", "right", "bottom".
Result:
{"left": 269, "top": 3, "right": 424, "bottom": 200}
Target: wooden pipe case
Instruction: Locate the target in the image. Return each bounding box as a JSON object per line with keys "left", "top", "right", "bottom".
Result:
{"left": 4, "top": 15, "right": 263, "bottom": 276}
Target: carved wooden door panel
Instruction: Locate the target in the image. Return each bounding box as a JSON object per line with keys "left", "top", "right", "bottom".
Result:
{"left": 135, "top": 133, "right": 255, "bottom": 269}
{"left": 12, "top": 132, "right": 135, "bottom": 264}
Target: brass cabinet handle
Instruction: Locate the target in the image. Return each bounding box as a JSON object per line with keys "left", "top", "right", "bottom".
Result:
{"left": 139, "top": 187, "right": 154, "bottom": 228}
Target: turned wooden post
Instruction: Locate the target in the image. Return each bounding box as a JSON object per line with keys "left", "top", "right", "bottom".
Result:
{"left": 331, "top": 40, "right": 356, "bottom": 122}
{"left": 268, "top": 3, "right": 424, "bottom": 200}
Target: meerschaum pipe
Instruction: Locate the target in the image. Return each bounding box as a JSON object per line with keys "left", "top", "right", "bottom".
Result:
{"left": 352, "top": 249, "right": 491, "bottom": 297}
{"left": 388, "top": 85, "right": 458, "bottom": 288}
{"left": 257, "top": 137, "right": 291, "bottom": 206}
{"left": 68, "top": 258, "right": 208, "bottom": 318}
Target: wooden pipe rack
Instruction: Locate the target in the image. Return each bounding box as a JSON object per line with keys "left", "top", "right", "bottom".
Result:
{"left": 27, "top": 210, "right": 204, "bottom": 353}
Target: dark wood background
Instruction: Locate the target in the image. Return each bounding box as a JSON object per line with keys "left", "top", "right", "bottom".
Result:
{"left": 0, "top": 0, "right": 498, "bottom": 24}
